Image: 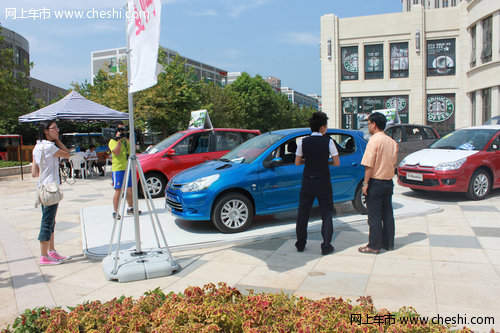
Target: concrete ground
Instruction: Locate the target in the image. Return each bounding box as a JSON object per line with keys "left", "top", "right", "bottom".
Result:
{"left": 1, "top": 172, "right": 499, "bottom": 332}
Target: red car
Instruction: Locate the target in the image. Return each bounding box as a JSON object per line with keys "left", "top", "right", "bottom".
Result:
{"left": 397, "top": 125, "right": 500, "bottom": 200}
{"left": 138, "top": 128, "right": 260, "bottom": 197}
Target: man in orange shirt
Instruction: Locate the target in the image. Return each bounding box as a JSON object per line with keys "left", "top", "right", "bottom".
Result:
{"left": 359, "top": 112, "right": 398, "bottom": 254}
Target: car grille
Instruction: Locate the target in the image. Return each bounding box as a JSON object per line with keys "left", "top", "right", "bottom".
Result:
{"left": 399, "top": 175, "right": 439, "bottom": 187}
{"left": 165, "top": 191, "right": 183, "bottom": 212}
{"left": 399, "top": 168, "right": 434, "bottom": 174}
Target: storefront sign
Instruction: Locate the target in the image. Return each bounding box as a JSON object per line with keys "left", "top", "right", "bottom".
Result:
{"left": 427, "top": 96, "right": 454, "bottom": 122}
{"left": 386, "top": 97, "right": 407, "bottom": 112}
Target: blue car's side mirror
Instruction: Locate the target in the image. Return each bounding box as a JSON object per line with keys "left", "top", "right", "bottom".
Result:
{"left": 263, "top": 157, "right": 282, "bottom": 168}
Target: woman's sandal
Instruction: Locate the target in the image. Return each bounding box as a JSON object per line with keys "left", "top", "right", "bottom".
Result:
{"left": 358, "top": 245, "right": 380, "bottom": 254}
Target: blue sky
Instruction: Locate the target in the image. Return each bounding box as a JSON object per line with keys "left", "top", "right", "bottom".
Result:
{"left": 1, "top": 0, "right": 401, "bottom": 95}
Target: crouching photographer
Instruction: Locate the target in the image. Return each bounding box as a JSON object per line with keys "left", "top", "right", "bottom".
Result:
{"left": 108, "top": 126, "right": 141, "bottom": 219}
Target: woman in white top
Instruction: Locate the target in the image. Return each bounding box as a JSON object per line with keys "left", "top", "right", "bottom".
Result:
{"left": 31, "top": 120, "right": 71, "bottom": 265}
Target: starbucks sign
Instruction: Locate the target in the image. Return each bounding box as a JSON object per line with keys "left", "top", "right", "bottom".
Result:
{"left": 427, "top": 96, "right": 454, "bottom": 122}
{"left": 386, "top": 97, "right": 406, "bottom": 112}
{"left": 344, "top": 53, "right": 358, "bottom": 73}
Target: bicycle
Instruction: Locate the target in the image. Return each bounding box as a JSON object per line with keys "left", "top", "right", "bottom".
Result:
{"left": 60, "top": 160, "right": 76, "bottom": 185}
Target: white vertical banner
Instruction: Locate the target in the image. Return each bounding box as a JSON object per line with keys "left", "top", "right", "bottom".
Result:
{"left": 127, "top": 0, "right": 162, "bottom": 93}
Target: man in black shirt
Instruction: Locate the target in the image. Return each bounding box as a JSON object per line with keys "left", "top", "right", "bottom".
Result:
{"left": 295, "top": 112, "right": 340, "bottom": 255}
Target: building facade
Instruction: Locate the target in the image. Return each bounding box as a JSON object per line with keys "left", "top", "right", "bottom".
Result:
{"left": 91, "top": 47, "right": 228, "bottom": 87}
{"left": 30, "top": 78, "right": 67, "bottom": 104}
{"left": 320, "top": 0, "right": 499, "bottom": 135}
{"left": 281, "top": 87, "right": 320, "bottom": 110}
{"left": 1, "top": 26, "right": 67, "bottom": 104}
{"left": 0, "top": 25, "right": 30, "bottom": 76}
{"left": 402, "top": 0, "right": 464, "bottom": 11}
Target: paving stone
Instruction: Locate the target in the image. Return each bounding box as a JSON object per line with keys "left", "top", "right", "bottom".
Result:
{"left": 429, "top": 234, "right": 481, "bottom": 249}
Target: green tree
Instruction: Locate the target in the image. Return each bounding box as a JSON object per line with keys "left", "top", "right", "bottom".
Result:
{"left": 200, "top": 83, "right": 245, "bottom": 129}
{"left": 134, "top": 54, "right": 202, "bottom": 135}
{"left": 225, "top": 72, "right": 315, "bottom": 133}
{"left": 0, "top": 32, "right": 37, "bottom": 137}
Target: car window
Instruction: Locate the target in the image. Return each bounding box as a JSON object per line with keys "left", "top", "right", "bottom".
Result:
{"left": 386, "top": 127, "right": 402, "bottom": 143}
{"left": 222, "top": 132, "right": 284, "bottom": 164}
{"left": 406, "top": 126, "right": 423, "bottom": 141}
{"left": 144, "top": 132, "right": 184, "bottom": 154}
{"left": 264, "top": 137, "right": 304, "bottom": 165}
{"left": 430, "top": 129, "right": 498, "bottom": 150}
{"left": 214, "top": 131, "right": 242, "bottom": 151}
{"left": 488, "top": 135, "right": 500, "bottom": 151}
{"left": 422, "top": 127, "right": 438, "bottom": 139}
{"left": 174, "top": 132, "right": 210, "bottom": 155}
{"left": 328, "top": 133, "right": 355, "bottom": 156}
{"left": 243, "top": 132, "right": 259, "bottom": 141}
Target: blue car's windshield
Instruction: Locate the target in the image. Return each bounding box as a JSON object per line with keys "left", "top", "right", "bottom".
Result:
{"left": 429, "top": 129, "right": 496, "bottom": 151}
{"left": 222, "top": 132, "right": 284, "bottom": 164}
{"left": 142, "top": 132, "right": 184, "bottom": 154}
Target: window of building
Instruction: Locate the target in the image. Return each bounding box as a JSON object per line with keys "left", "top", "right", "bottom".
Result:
{"left": 471, "top": 92, "right": 476, "bottom": 125}
{"left": 451, "top": 0, "right": 457, "bottom": 5}
{"left": 442, "top": 0, "right": 449, "bottom": 7}
{"left": 341, "top": 46, "right": 358, "bottom": 80}
{"left": 364, "top": 44, "right": 384, "bottom": 80}
{"left": 390, "top": 42, "right": 409, "bottom": 78}
{"left": 482, "top": 88, "right": 491, "bottom": 123}
{"left": 435, "top": 0, "right": 440, "bottom": 8}
{"left": 427, "top": 39, "right": 456, "bottom": 76}
{"left": 481, "top": 16, "right": 492, "bottom": 63}
{"left": 470, "top": 25, "right": 476, "bottom": 67}
{"left": 413, "top": 0, "right": 419, "bottom": 4}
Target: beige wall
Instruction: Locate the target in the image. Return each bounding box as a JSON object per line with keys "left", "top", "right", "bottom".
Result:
{"left": 321, "top": 0, "right": 500, "bottom": 133}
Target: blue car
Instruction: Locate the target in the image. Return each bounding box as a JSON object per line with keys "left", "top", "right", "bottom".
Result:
{"left": 165, "top": 128, "right": 368, "bottom": 233}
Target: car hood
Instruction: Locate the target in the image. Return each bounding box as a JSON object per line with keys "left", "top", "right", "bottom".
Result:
{"left": 401, "top": 149, "right": 478, "bottom": 167}
{"left": 171, "top": 160, "right": 249, "bottom": 184}
{"left": 137, "top": 153, "right": 155, "bottom": 161}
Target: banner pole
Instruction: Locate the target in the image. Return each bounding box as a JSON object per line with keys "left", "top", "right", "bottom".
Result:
{"left": 126, "top": 2, "right": 142, "bottom": 254}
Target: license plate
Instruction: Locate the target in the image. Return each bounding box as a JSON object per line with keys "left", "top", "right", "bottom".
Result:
{"left": 406, "top": 172, "right": 423, "bottom": 182}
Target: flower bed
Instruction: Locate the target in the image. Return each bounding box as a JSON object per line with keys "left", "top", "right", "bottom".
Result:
{"left": 2, "top": 283, "right": 473, "bottom": 332}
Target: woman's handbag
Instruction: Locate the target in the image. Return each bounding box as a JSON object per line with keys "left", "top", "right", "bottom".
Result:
{"left": 35, "top": 145, "right": 63, "bottom": 207}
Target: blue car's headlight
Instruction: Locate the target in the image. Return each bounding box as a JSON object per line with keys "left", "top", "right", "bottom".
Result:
{"left": 434, "top": 157, "right": 466, "bottom": 171}
{"left": 181, "top": 174, "right": 220, "bottom": 193}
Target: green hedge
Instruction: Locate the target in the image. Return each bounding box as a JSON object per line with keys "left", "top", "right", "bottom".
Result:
{"left": 1, "top": 283, "right": 473, "bottom": 332}
{"left": 0, "top": 161, "right": 29, "bottom": 168}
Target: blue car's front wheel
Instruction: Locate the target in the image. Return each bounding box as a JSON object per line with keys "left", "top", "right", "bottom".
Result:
{"left": 212, "top": 193, "right": 254, "bottom": 233}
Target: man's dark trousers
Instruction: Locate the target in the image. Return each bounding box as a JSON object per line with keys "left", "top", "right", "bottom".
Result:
{"left": 366, "top": 179, "right": 395, "bottom": 250}
{"left": 295, "top": 176, "right": 334, "bottom": 252}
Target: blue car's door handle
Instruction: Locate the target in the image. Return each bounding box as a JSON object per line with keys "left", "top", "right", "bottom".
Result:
{"left": 352, "top": 162, "right": 359, "bottom": 167}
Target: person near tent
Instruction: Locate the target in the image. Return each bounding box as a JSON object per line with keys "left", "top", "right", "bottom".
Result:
{"left": 85, "top": 145, "right": 105, "bottom": 176}
{"left": 31, "top": 120, "right": 72, "bottom": 265}
{"left": 109, "top": 126, "right": 141, "bottom": 219}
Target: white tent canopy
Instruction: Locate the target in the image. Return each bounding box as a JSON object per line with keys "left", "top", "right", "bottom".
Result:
{"left": 19, "top": 90, "right": 129, "bottom": 123}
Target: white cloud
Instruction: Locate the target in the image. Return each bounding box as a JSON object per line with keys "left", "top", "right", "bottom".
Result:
{"left": 23, "top": 34, "right": 62, "bottom": 54}
{"left": 283, "top": 32, "right": 318, "bottom": 46}
{"left": 220, "top": 0, "right": 269, "bottom": 17}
